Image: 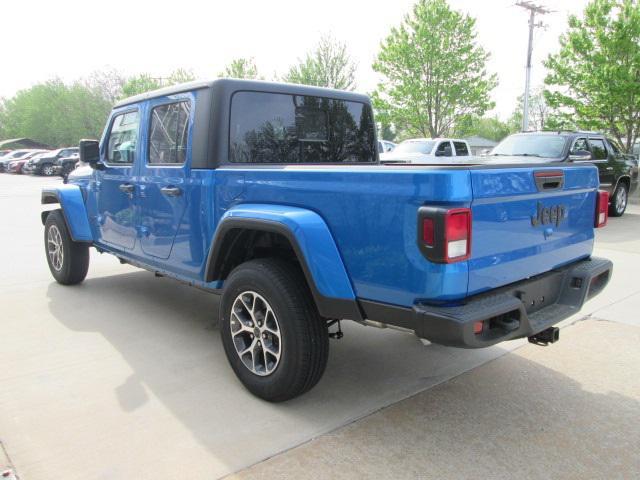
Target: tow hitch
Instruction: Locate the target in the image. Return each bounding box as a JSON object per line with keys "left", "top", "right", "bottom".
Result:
{"left": 528, "top": 327, "right": 559, "bottom": 346}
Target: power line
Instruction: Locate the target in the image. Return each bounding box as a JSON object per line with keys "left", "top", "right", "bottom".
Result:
{"left": 516, "top": 1, "right": 551, "bottom": 131}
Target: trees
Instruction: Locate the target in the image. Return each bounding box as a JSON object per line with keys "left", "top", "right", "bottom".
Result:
{"left": 121, "top": 74, "right": 163, "bottom": 98}
{"left": 120, "top": 69, "right": 195, "bottom": 98}
{"left": 514, "top": 87, "right": 549, "bottom": 131}
{"left": 219, "top": 58, "right": 262, "bottom": 79}
{"left": 454, "top": 115, "right": 516, "bottom": 142}
{"left": 372, "top": 0, "right": 497, "bottom": 138}
{"left": 0, "top": 79, "right": 111, "bottom": 146}
{"left": 283, "top": 35, "right": 357, "bottom": 90}
{"left": 544, "top": 0, "right": 640, "bottom": 152}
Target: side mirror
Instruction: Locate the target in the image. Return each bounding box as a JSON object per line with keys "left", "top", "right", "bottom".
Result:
{"left": 568, "top": 149, "right": 592, "bottom": 161}
{"left": 79, "top": 139, "right": 101, "bottom": 168}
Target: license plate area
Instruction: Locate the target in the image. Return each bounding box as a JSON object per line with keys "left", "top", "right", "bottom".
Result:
{"left": 516, "top": 271, "right": 565, "bottom": 314}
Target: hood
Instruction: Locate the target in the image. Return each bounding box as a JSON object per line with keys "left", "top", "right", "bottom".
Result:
{"left": 477, "top": 155, "right": 559, "bottom": 165}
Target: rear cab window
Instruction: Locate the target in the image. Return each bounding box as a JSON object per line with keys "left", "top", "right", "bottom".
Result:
{"left": 229, "top": 91, "right": 376, "bottom": 163}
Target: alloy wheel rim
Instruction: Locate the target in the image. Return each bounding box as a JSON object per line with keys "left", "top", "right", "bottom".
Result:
{"left": 230, "top": 291, "right": 282, "bottom": 376}
{"left": 47, "top": 225, "right": 64, "bottom": 271}
{"left": 44, "top": 165, "right": 54, "bottom": 175}
{"left": 616, "top": 186, "right": 627, "bottom": 212}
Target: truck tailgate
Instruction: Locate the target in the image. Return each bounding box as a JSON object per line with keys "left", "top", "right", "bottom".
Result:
{"left": 468, "top": 165, "right": 599, "bottom": 296}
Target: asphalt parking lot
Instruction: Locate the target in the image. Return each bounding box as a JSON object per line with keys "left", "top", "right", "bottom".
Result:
{"left": 1, "top": 174, "right": 639, "bottom": 479}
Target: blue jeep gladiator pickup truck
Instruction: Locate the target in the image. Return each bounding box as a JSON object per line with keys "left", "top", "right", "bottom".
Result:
{"left": 41, "top": 79, "right": 613, "bottom": 401}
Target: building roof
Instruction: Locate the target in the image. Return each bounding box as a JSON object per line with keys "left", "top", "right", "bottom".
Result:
{"left": 464, "top": 135, "right": 498, "bottom": 148}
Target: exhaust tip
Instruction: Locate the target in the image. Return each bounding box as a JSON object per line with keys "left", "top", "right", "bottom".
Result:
{"left": 528, "top": 327, "right": 560, "bottom": 346}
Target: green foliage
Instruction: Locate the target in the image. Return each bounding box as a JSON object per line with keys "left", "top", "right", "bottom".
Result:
{"left": 379, "top": 122, "right": 397, "bottom": 141}
{"left": 372, "top": 0, "right": 497, "bottom": 138}
{"left": 284, "top": 35, "right": 357, "bottom": 90}
{"left": 219, "top": 58, "right": 262, "bottom": 79}
{"left": 0, "top": 79, "right": 111, "bottom": 146}
{"left": 120, "top": 69, "right": 196, "bottom": 99}
{"left": 544, "top": 0, "right": 640, "bottom": 152}
{"left": 511, "top": 87, "right": 549, "bottom": 131}
{"left": 167, "top": 68, "right": 196, "bottom": 84}
{"left": 454, "top": 115, "right": 516, "bottom": 142}
{"left": 121, "top": 74, "right": 163, "bottom": 98}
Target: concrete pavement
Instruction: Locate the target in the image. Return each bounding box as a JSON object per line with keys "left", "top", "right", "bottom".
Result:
{"left": 0, "top": 174, "right": 639, "bottom": 479}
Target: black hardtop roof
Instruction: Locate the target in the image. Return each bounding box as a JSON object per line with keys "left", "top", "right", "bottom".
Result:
{"left": 113, "top": 78, "right": 371, "bottom": 108}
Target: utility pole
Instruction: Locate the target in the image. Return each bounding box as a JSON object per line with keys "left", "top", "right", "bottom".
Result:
{"left": 516, "top": 1, "right": 550, "bottom": 131}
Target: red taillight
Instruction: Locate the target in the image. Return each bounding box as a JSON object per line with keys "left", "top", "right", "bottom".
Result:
{"left": 473, "top": 321, "right": 484, "bottom": 334}
{"left": 423, "top": 218, "right": 435, "bottom": 246}
{"left": 444, "top": 209, "right": 471, "bottom": 262}
{"left": 418, "top": 206, "right": 472, "bottom": 263}
{"left": 595, "top": 190, "right": 609, "bottom": 228}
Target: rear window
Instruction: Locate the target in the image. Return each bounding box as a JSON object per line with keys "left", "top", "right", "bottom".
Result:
{"left": 491, "top": 134, "right": 567, "bottom": 159}
{"left": 229, "top": 91, "right": 376, "bottom": 163}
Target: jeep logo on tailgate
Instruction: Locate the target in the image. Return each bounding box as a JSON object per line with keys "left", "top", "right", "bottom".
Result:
{"left": 531, "top": 202, "right": 566, "bottom": 227}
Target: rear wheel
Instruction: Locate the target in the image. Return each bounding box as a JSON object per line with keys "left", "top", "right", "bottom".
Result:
{"left": 220, "top": 258, "right": 329, "bottom": 402}
{"left": 44, "top": 210, "right": 90, "bottom": 285}
{"left": 609, "top": 182, "right": 628, "bottom": 217}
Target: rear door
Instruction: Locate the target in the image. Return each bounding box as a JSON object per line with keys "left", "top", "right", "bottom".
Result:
{"left": 468, "top": 164, "right": 599, "bottom": 295}
{"left": 587, "top": 137, "right": 615, "bottom": 190}
{"left": 136, "top": 95, "right": 192, "bottom": 259}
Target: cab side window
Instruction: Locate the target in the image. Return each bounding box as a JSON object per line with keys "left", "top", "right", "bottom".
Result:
{"left": 107, "top": 111, "right": 139, "bottom": 165}
{"left": 453, "top": 141, "right": 469, "bottom": 156}
{"left": 149, "top": 101, "right": 191, "bottom": 165}
{"left": 572, "top": 138, "right": 588, "bottom": 153}
{"left": 588, "top": 139, "right": 608, "bottom": 160}
{"left": 436, "top": 141, "right": 453, "bottom": 157}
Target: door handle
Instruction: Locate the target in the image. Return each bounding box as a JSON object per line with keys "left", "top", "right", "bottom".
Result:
{"left": 119, "top": 183, "right": 135, "bottom": 194}
{"left": 606, "top": 167, "right": 613, "bottom": 170}
{"left": 161, "top": 186, "right": 182, "bottom": 197}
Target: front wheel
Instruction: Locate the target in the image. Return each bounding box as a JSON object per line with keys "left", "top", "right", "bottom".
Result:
{"left": 609, "top": 183, "right": 628, "bottom": 217}
{"left": 44, "top": 210, "right": 90, "bottom": 285}
{"left": 41, "top": 163, "right": 55, "bottom": 176}
{"left": 220, "top": 258, "right": 329, "bottom": 402}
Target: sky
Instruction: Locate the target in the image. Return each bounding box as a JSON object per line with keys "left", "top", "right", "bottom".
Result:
{"left": 0, "top": 0, "right": 591, "bottom": 119}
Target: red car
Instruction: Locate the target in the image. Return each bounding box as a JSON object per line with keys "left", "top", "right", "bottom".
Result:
{"left": 6, "top": 151, "right": 48, "bottom": 174}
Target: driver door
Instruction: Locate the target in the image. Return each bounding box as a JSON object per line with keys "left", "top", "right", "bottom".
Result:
{"left": 94, "top": 109, "right": 140, "bottom": 250}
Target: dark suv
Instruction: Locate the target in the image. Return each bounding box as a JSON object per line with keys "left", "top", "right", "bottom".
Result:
{"left": 489, "top": 132, "right": 639, "bottom": 217}
{"left": 24, "top": 147, "right": 79, "bottom": 176}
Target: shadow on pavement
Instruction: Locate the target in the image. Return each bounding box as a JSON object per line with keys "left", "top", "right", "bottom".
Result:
{"left": 232, "top": 320, "right": 640, "bottom": 479}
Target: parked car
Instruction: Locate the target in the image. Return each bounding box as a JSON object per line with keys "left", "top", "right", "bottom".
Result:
{"left": 0, "top": 149, "right": 12, "bottom": 157}
{"left": 0, "top": 150, "right": 47, "bottom": 172}
{"left": 23, "top": 147, "right": 79, "bottom": 176}
{"left": 489, "top": 132, "right": 639, "bottom": 217}
{"left": 41, "top": 79, "right": 611, "bottom": 402}
{"left": 378, "top": 140, "right": 397, "bottom": 153}
{"left": 7, "top": 152, "right": 50, "bottom": 174}
{"left": 380, "top": 138, "right": 471, "bottom": 163}
{"left": 53, "top": 153, "right": 80, "bottom": 177}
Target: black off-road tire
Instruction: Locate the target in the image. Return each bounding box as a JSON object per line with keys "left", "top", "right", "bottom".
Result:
{"left": 220, "top": 258, "right": 329, "bottom": 402}
{"left": 609, "top": 182, "right": 628, "bottom": 217}
{"left": 44, "top": 210, "right": 90, "bottom": 285}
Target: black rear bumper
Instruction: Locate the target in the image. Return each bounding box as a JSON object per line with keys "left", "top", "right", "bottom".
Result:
{"left": 360, "top": 257, "right": 612, "bottom": 348}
